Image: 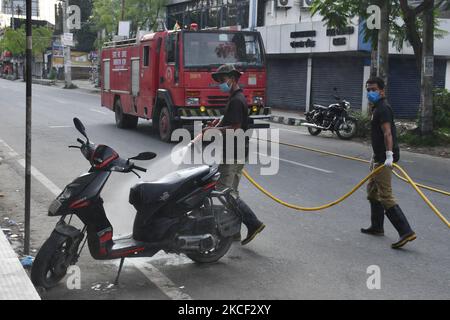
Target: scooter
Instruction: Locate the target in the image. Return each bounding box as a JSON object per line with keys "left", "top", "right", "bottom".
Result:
{"left": 31, "top": 118, "right": 242, "bottom": 289}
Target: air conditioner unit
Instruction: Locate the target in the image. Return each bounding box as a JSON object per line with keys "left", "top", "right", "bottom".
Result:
{"left": 277, "top": 0, "right": 294, "bottom": 8}
{"left": 302, "top": 0, "right": 314, "bottom": 8}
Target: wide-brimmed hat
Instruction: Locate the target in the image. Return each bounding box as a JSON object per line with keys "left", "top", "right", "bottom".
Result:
{"left": 211, "top": 64, "right": 243, "bottom": 82}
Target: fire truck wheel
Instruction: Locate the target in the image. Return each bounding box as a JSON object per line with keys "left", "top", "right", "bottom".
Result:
{"left": 159, "top": 106, "right": 174, "bottom": 142}
{"left": 115, "top": 99, "right": 138, "bottom": 129}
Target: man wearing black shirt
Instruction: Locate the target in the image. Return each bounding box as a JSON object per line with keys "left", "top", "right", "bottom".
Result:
{"left": 205, "top": 64, "right": 265, "bottom": 246}
{"left": 362, "top": 77, "right": 416, "bottom": 249}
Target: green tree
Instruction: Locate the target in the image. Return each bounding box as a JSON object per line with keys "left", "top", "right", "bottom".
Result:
{"left": 92, "top": 0, "right": 166, "bottom": 45}
{"left": 311, "top": 0, "right": 448, "bottom": 71}
{"left": 311, "top": 0, "right": 450, "bottom": 135}
{"left": 1, "top": 26, "right": 52, "bottom": 56}
{"left": 32, "top": 26, "right": 53, "bottom": 56}
{"left": 70, "top": 0, "right": 97, "bottom": 52}
{"left": 1, "top": 27, "right": 26, "bottom": 56}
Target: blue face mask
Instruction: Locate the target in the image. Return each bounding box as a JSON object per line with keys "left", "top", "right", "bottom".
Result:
{"left": 219, "top": 81, "right": 231, "bottom": 93}
{"left": 367, "top": 91, "right": 381, "bottom": 104}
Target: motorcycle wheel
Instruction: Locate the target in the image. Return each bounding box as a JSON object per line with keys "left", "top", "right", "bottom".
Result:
{"left": 336, "top": 117, "right": 358, "bottom": 140}
{"left": 307, "top": 127, "right": 322, "bottom": 136}
{"left": 31, "top": 232, "right": 77, "bottom": 289}
{"left": 186, "top": 235, "right": 233, "bottom": 264}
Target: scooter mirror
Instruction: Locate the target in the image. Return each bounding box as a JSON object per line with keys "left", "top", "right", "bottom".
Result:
{"left": 73, "top": 118, "right": 88, "bottom": 139}
{"left": 129, "top": 152, "right": 157, "bottom": 161}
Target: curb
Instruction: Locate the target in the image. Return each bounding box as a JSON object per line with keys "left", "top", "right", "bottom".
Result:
{"left": 268, "top": 115, "right": 307, "bottom": 127}
{"left": 32, "top": 79, "right": 55, "bottom": 86}
{"left": 0, "top": 230, "right": 41, "bottom": 300}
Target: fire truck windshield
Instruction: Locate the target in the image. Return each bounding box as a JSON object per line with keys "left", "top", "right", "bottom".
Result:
{"left": 183, "top": 32, "right": 264, "bottom": 68}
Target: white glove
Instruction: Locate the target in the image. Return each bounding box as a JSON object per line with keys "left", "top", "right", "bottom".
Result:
{"left": 384, "top": 151, "right": 394, "bottom": 168}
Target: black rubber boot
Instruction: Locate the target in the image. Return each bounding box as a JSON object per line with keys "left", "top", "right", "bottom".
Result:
{"left": 361, "top": 201, "right": 385, "bottom": 236}
{"left": 236, "top": 198, "right": 265, "bottom": 246}
{"left": 385, "top": 205, "right": 416, "bottom": 249}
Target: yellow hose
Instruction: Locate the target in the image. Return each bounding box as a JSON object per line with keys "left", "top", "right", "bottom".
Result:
{"left": 242, "top": 165, "right": 385, "bottom": 212}
{"left": 242, "top": 139, "right": 450, "bottom": 229}
{"left": 257, "top": 139, "right": 450, "bottom": 197}
{"left": 243, "top": 164, "right": 450, "bottom": 229}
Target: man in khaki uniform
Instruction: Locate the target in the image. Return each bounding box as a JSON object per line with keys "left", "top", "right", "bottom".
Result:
{"left": 204, "top": 64, "right": 265, "bottom": 246}
{"left": 362, "top": 77, "right": 416, "bottom": 249}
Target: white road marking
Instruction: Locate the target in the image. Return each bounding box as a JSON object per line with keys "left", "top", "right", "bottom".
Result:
{"left": 17, "top": 159, "right": 62, "bottom": 196}
{"left": 130, "top": 258, "right": 193, "bottom": 300}
{"left": 0, "top": 139, "right": 20, "bottom": 158}
{"left": 90, "top": 108, "right": 108, "bottom": 115}
{"left": 1, "top": 137, "right": 192, "bottom": 300}
{"left": 256, "top": 152, "right": 333, "bottom": 174}
{"left": 53, "top": 98, "right": 67, "bottom": 104}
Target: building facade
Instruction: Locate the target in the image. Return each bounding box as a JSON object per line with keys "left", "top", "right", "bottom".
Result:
{"left": 166, "top": 0, "right": 450, "bottom": 118}
{"left": 0, "top": 0, "right": 57, "bottom": 28}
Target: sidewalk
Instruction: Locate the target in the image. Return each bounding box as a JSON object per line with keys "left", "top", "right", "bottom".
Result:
{"left": 0, "top": 229, "right": 40, "bottom": 300}
{"left": 54, "top": 79, "right": 101, "bottom": 94}
{"left": 0, "top": 148, "right": 41, "bottom": 300}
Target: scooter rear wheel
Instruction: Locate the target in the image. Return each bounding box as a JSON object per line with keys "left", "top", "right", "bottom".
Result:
{"left": 186, "top": 236, "right": 233, "bottom": 264}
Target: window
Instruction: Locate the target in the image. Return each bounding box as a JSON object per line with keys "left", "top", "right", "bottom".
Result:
{"left": 143, "top": 46, "right": 150, "bottom": 67}
{"left": 166, "top": 34, "right": 176, "bottom": 63}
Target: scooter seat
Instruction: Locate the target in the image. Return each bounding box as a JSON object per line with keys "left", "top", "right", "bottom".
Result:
{"left": 129, "top": 166, "right": 211, "bottom": 208}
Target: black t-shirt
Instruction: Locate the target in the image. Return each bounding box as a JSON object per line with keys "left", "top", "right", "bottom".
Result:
{"left": 221, "top": 88, "right": 249, "bottom": 162}
{"left": 371, "top": 98, "right": 400, "bottom": 163}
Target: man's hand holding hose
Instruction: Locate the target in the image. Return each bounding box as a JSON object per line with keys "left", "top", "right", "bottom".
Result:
{"left": 189, "top": 117, "right": 223, "bottom": 151}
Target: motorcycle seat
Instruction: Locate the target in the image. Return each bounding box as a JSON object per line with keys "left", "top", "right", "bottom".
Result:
{"left": 313, "top": 104, "right": 328, "bottom": 110}
{"left": 129, "top": 166, "right": 211, "bottom": 208}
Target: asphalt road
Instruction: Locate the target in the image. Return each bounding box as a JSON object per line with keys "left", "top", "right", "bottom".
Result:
{"left": 1, "top": 78, "right": 449, "bottom": 300}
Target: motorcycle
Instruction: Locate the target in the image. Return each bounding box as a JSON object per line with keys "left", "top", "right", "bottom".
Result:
{"left": 304, "top": 88, "right": 358, "bottom": 140}
{"left": 31, "top": 118, "right": 242, "bottom": 289}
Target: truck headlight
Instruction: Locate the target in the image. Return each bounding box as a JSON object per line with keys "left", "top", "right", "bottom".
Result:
{"left": 186, "top": 97, "right": 200, "bottom": 106}
{"left": 253, "top": 96, "right": 264, "bottom": 105}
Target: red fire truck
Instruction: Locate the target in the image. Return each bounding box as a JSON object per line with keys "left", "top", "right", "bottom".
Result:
{"left": 100, "top": 28, "right": 270, "bottom": 142}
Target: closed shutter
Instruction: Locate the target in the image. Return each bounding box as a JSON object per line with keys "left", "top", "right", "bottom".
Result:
{"left": 388, "top": 58, "right": 447, "bottom": 119}
{"left": 267, "top": 57, "right": 308, "bottom": 111}
{"left": 311, "top": 56, "right": 364, "bottom": 110}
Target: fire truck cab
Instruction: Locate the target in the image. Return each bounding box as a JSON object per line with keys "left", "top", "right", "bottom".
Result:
{"left": 101, "top": 28, "right": 270, "bottom": 142}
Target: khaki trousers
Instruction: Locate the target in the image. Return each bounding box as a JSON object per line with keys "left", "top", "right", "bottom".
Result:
{"left": 367, "top": 163, "right": 397, "bottom": 209}
{"left": 217, "top": 164, "right": 245, "bottom": 198}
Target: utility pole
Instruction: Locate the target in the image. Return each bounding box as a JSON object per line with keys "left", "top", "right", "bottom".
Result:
{"left": 63, "top": 0, "right": 72, "bottom": 88}
{"left": 377, "top": 0, "right": 390, "bottom": 94}
{"left": 10, "top": 0, "right": 15, "bottom": 29}
{"left": 248, "top": 0, "right": 258, "bottom": 30}
{"left": 421, "top": 0, "right": 435, "bottom": 135}
{"left": 121, "top": 0, "right": 125, "bottom": 20}
{"left": 24, "top": 0, "right": 32, "bottom": 255}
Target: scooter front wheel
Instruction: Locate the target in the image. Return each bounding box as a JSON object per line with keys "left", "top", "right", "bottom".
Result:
{"left": 186, "top": 235, "right": 233, "bottom": 264}
{"left": 31, "top": 232, "right": 77, "bottom": 289}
